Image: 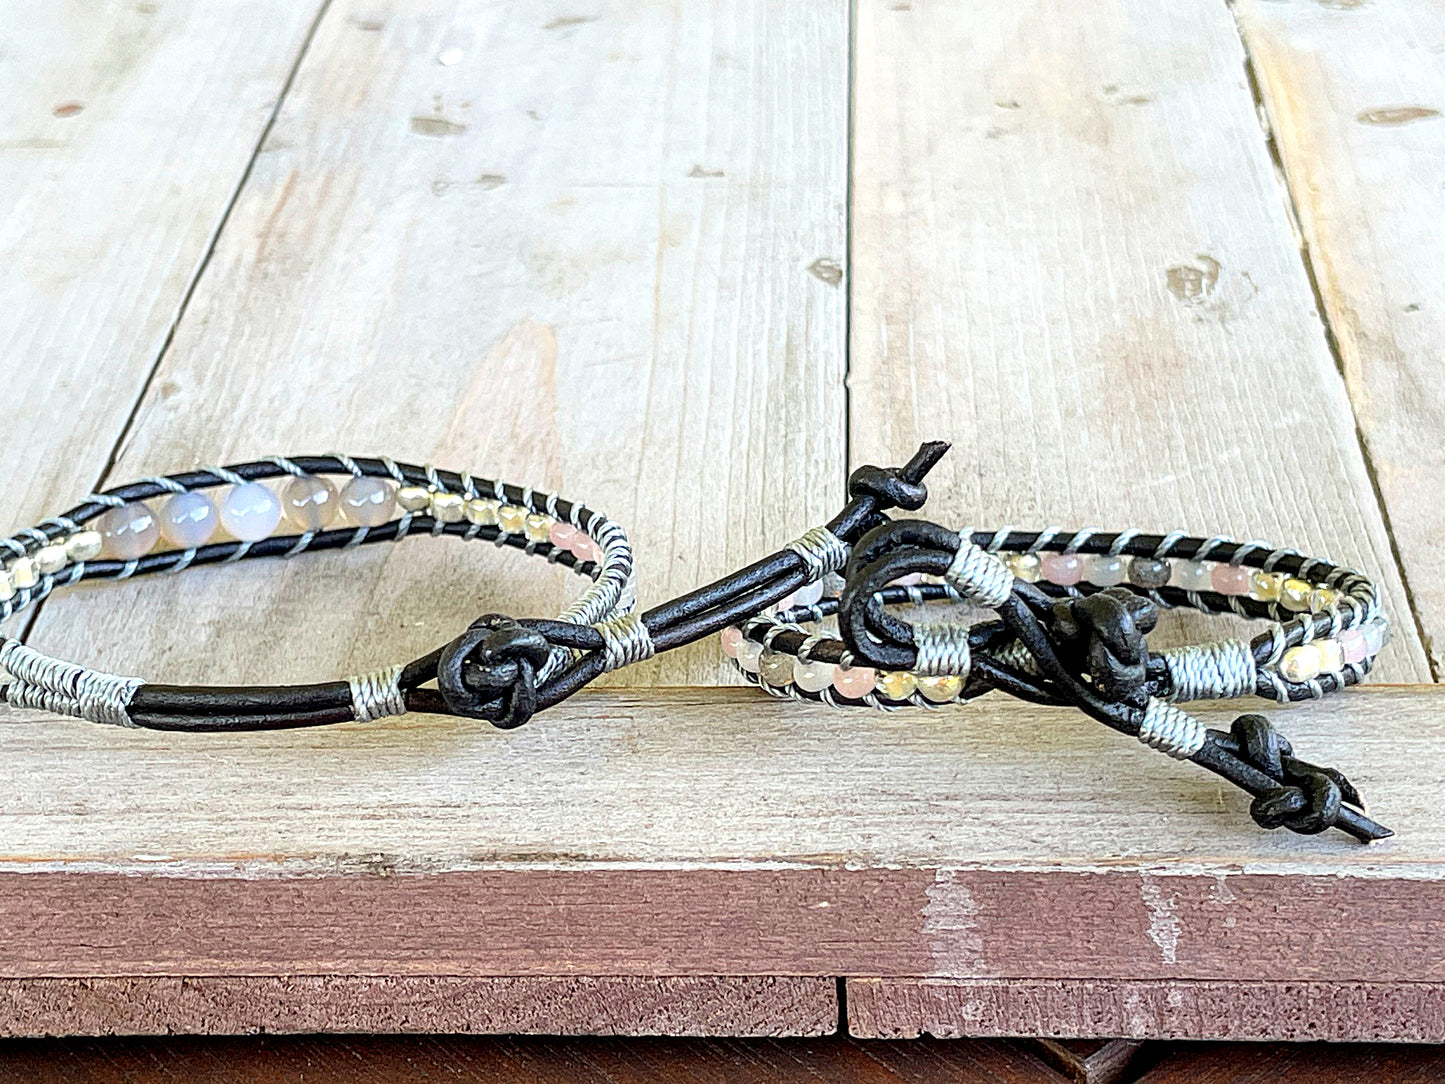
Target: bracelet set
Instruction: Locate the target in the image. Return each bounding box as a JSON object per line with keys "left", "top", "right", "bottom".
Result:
{"left": 0, "top": 443, "right": 1392, "bottom": 842}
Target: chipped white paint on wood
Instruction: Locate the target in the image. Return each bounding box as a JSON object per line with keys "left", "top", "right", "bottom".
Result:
{"left": 849, "top": 0, "right": 1430, "bottom": 681}
{"left": 24, "top": 0, "right": 848, "bottom": 690}
{"left": 0, "top": 0, "right": 321, "bottom": 564}
{"left": 1237, "top": 0, "right": 1445, "bottom": 673}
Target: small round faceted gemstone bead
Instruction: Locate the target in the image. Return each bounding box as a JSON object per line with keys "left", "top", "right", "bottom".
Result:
{"left": 1280, "top": 643, "right": 1323, "bottom": 683}
{"left": 1309, "top": 586, "right": 1338, "bottom": 612}
{"left": 736, "top": 638, "right": 763, "bottom": 673}
{"left": 497, "top": 504, "right": 527, "bottom": 535}
{"left": 793, "top": 658, "right": 835, "bottom": 693}
{"left": 1087, "top": 555, "right": 1126, "bottom": 587}
{"left": 832, "top": 665, "right": 876, "bottom": 698}
{"left": 720, "top": 626, "right": 744, "bottom": 658}
{"left": 9, "top": 556, "right": 38, "bottom": 589}
{"left": 917, "top": 674, "right": 963, "bottom": 702}
{"left": 340, "top": 476, "right": 396, "bottom": 527}
{"left": 65, "top": 530, "right": 103, "bottom": 563}
{"left": 34, "top": 544, "right": 68, "bottom": 574}
{"left": 396, "top": 485, "right": 432, "bottom": 512}
{"left": 759, "top": 649, "right": 794, "bottom": 686}
{"left": 1006, "top": 553, "right": 1041, "bottom": 582}
{"left": 1172, "top": 560, "right": 1213, "bottom": 592}
{"left": 549, "top": 521, "right": 578, "bottom": 549}
{"left": 570, "top": 534, "right": 599, "bottom": 562}
{"left": 159, "top": 491, "right": 218, "bottom": 549}
{"left": 429, "top": 492, "right": 466, "bottom": 524}
{"left": 1128, "top": 556, "right": 1171, "bottom": 589}
{"left": 465, "top": 497, "right": 500, "bottom": 526}
{"left": 794, "top": 579, "right": 825, "bottom": 607}
{"left": 523, "top": 513, "right": 552, "bottom": 543}
{"left": 1363, "top": 621, "right": 1388, "bottom": 655}
{"left": 221, "top": 482, "right": 282, "bottom": 541}
{"left": 1211, "top": 563, "right": 1252, "bottom": 596}
{"left": 98, "top": 502, "right": 160, "bottom": 560}
{"left": 876, "top": 670, "right": 917, "bottom": 701}
{"left": 1040, "top": 553, "right": 1083, "bottom": 586}
{"left": 1339, "top": 627, "right": 1368, "bottom": 664}
{"left": 1317, "top": 638, "right": 1346, "bottom": 674}
{"left": 1280, "top": 577, "right": 1313, "bottom": 612}
{"left": 281, "top": 475, "right": 338, "bottom": 532}
{"left": 1250, "top": 570, "right": 1285, "bottom": 602}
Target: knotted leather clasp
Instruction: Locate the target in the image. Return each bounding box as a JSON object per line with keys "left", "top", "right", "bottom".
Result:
{"left": 1048, "top": 588, "right": 1158, "bottom": 708}
{"left": 1227, "top": 714, "right": 1362, "bottom": 836}
{"left": 437, "top": 613, "right": 553, "bottom": 729}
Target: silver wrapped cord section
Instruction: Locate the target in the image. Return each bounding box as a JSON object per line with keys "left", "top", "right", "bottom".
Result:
{"left": 943, "top": 539, "right": 1014, "bottom": 607}
{"left": 1163, "top": 640, "right": 1257, "bottom": 702}
{"left": 348, "top": 662, "right": 407, "bottom": 722}
{"left": 0, "top": 638, "right": 141, "bottom": 726}
{"left": 1138, "top": 697, "right": 1207, "bottom": 759}
{"left": 787, "top": 526, "right": 850, "bottom": 582}
{"left": 594, "top": 613, "right": 656, "bottom": 672}
{"left": 913, "top": 622, "right": 972, "bottom": 679}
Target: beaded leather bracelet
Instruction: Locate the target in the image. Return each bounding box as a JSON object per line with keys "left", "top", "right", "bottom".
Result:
{"left": 723, "top": 516, "right": 1391, "bottom": 842}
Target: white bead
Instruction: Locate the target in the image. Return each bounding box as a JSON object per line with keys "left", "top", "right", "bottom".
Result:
{"left": 0, "top": 571, "right": 13, "bottom": 601}
{"left": 793, "top": 658, "right": 834, "bottom": 692}
{"left": 34, "top": 544, "right": 68, "bottom": 574}
{"left": 282, "top": 475, "right": 339, "bottom": 532}
{"left": 736, "top": 639, "right": 763, "bottom": 673}
{"left": 430, "top": 492, "right": 466, "bottom": 523}
{"left": 1172, "top": 560, "right": 1214, "bottom": 592}
{"left": 340, "top": 476, "right": 396, "bottom": 527}
{"left": 159, "top": 491, "right": 219, "bottom": 549}
{"left": 396, "top": 485, "right": 432, "bottom": 512}
{"left": 98, "top": 502, "right": 160, "bottom": 560}
{"left": 64, "top": 531, "right": 103, "bottom": 562}
{"left": 465, "top": 498, "right": 500, "bottom": 526}
{"left": 9, "top": 557, "right": 38, "bottom": 589}
{"left": 220, "top": 483, "right": 281, "bottom": 541}
{"left": 1087, "top": 555, "right": 1126, "bottom": 587}
{"left": 794, "top": 580, "right": 825, "bottom": 607}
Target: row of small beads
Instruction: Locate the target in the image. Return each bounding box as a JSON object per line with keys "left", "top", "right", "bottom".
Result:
{"left": 720, "top": 627, "right": 964, "bottom": 703}
{"left": 1005, "top": 552, "right": 1344, "bottom": 611}
{"left": 1278, "top": 619, "right": 1390, "bottom": 682}
{"left": 35, "top": 477, "right": 602, "bottom": 566}
{"left": 0, "top": 530, "right": 103, "bottom": 601}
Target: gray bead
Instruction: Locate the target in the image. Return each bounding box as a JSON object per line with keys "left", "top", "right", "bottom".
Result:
{"left": 1128, "top": 556, "right": 1172, "bottom": 589}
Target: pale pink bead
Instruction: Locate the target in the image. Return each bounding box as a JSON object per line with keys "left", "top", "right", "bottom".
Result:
{"left": 569, "top": 535, "right": 598, "bottom": 561}
{"left": 720, "top": 626, "right": 743, "bottom": 658}
{"left": 832, "top": 665, "right": 877, "bottom": 698}
{"left": 1339, "top": 627, "right": 1368, "bottom": 665}
{"left": 1040, "top": 553, "right": 1083, "bottom": 586}
{"left": 1211, "top": 564, "right": 1252, "bottom": 596}
{"left": 890, "top": 573, "right": 924, "bottom": 587}
{"left": 774, "top": 591, "right": 798, "bottom": 611}
{"left": 549, "top": 522, "right": 578, "bottom": 550}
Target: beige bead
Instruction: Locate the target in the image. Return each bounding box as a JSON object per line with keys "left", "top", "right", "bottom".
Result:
{"left": 281, "top": 475, "right": 339, "bottom": 532}
{"left": 1280, "top": 643, "right": 1323, "bottom": 683}
{"left": 1250, "top": 571, "right": 1285, "bottom": 602}
{"left": 523, "top": 512, "right": 552, "bottom": 543}
{"left": 429, "top": 491, "right": 466, "bottom": 523}
{"left": 65, "top": 531, "right": 103, "bottom": 562}
{"left": 876, "top": 670, "right": 917, "bottom": 701}
{"left": 1317, "top": 638, "right": 1345, "bottom": 674}
{"left": 758, "top": 650, "right": 794, "bottom": 686}
{"left": 1006, "top": 553, "right": 1041, "bottom": 583}
{"left": 339, "top": 476, "right": 396, "bottom": 527}
{"left": 396, "top": 485, "right": 432, "bottom": 512}
{"left": 34, "top": 544, "right": 68, "bottom": 574}
{"left": 916, "top": 674, "right": 963, "bottom": 702}
{"left": 1309, "top": 586, "right": 1338, "bottom": 612}
{"left": 1280, "top": 577, "right": 1313, "bottom": 612}
{"left": 497, "top": 504, "right": 527, "bottom": 534}
{"left": 9, "top": 557, "right": 38, "bottom": 589}
{"left": 0, "top": 571, "right": 13, "bottom": 601}
{"left": 465, "top": 498, "right": 500, "bottom": 526}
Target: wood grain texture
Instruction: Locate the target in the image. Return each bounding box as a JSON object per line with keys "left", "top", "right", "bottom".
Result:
{"left": 849, "top": 0, "right": 1429, "bottom": 682}
{"left": 0, "top": 1035, "right": 1076, "bottom": 1084}
{"left": 4, "top": 687, "right": 1444, "bottom": 995}
{"left": 23, "top": 0, "right": 847, "bottom": 690}
{"left": 1236, "top": 0, "right": 1445, "bottom": 673}
{"left": 1135, "top": 1042, "right": 1445, "bottom": 1084}
{"left": 1032, "top": 1039, "right": 1143, "bottom": 1084}
{"left": 0, "top": 0, "right": 321, "bottom": 542}
{"left": 848, "top": 977, "right": 1445, "bottom": 1043}
{"left": 0, "top": 976, "right": 834, "bottom": 1038}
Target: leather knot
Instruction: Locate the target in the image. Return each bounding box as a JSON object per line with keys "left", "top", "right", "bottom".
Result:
{"left": 847, "top": 464, "right": 930, "bottom": 513}
{"left": 437, "top": 614, "right": 553, "bottom": 729}
{"left": 1230, "top": 714, "right": 1361, "bottom": 836}
{"left": 1048, "top": 587, "right": 1158, "bottom": 706}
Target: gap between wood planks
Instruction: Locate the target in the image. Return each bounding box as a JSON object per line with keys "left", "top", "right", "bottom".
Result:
{"left": 13, "top": 0, "right": 334, "bottom": 646}
{"left": 1224, "top": 0, "right": 1438, "bottom": 680}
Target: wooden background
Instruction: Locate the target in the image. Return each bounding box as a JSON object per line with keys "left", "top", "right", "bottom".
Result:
{"left": 2, "top": 0, "right": 1443, "bottom": 1063}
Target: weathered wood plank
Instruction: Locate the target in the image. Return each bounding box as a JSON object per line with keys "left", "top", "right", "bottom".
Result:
{"left": 1031, "top": 1039, "right": 1143, "bottom": 1084}
{"left": 3, "top": 687, "right": 1443, "bottom": 991}
{"left": 0, "top": 976, "right": 835, "bottom": 1038}
{"left": 848, "top": 977, "right": 1445, "bottom": 1043}
{"left": 22, "top": 0, "right": 847, "bottom": 690}
{"left": 1236, "top": 0, "right": 1445, "bottom": 673}
{"left": 0, "top": 0, "right": 322, "bottom": 536}
{"left": 848, "top": 0, "right": 1429, "bottom": 682}
{"left": 1135, "top": 1041, "right": 1445, "bottom": 1084}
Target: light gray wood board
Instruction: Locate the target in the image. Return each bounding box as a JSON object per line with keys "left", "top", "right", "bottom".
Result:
{"left": 0, "top": 0, "right": 322, "bottom": 577}
{"left": 1236, "top": 0, "right": 1445, "bottom": 673}
{"left": 847, "top": 977, "right": 1445, "bottom": 1043}
{"left": 0, "top": 975, "right": 836, "bottom": 1038}
{"left": 847, "top": 0, "right": 1429, "bottom": 682}
{"left": 23, "top": 0, "right": 848, "bottom": 690}
{"left": 3, "top": 687, "right": 1444, "bottom": 982}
